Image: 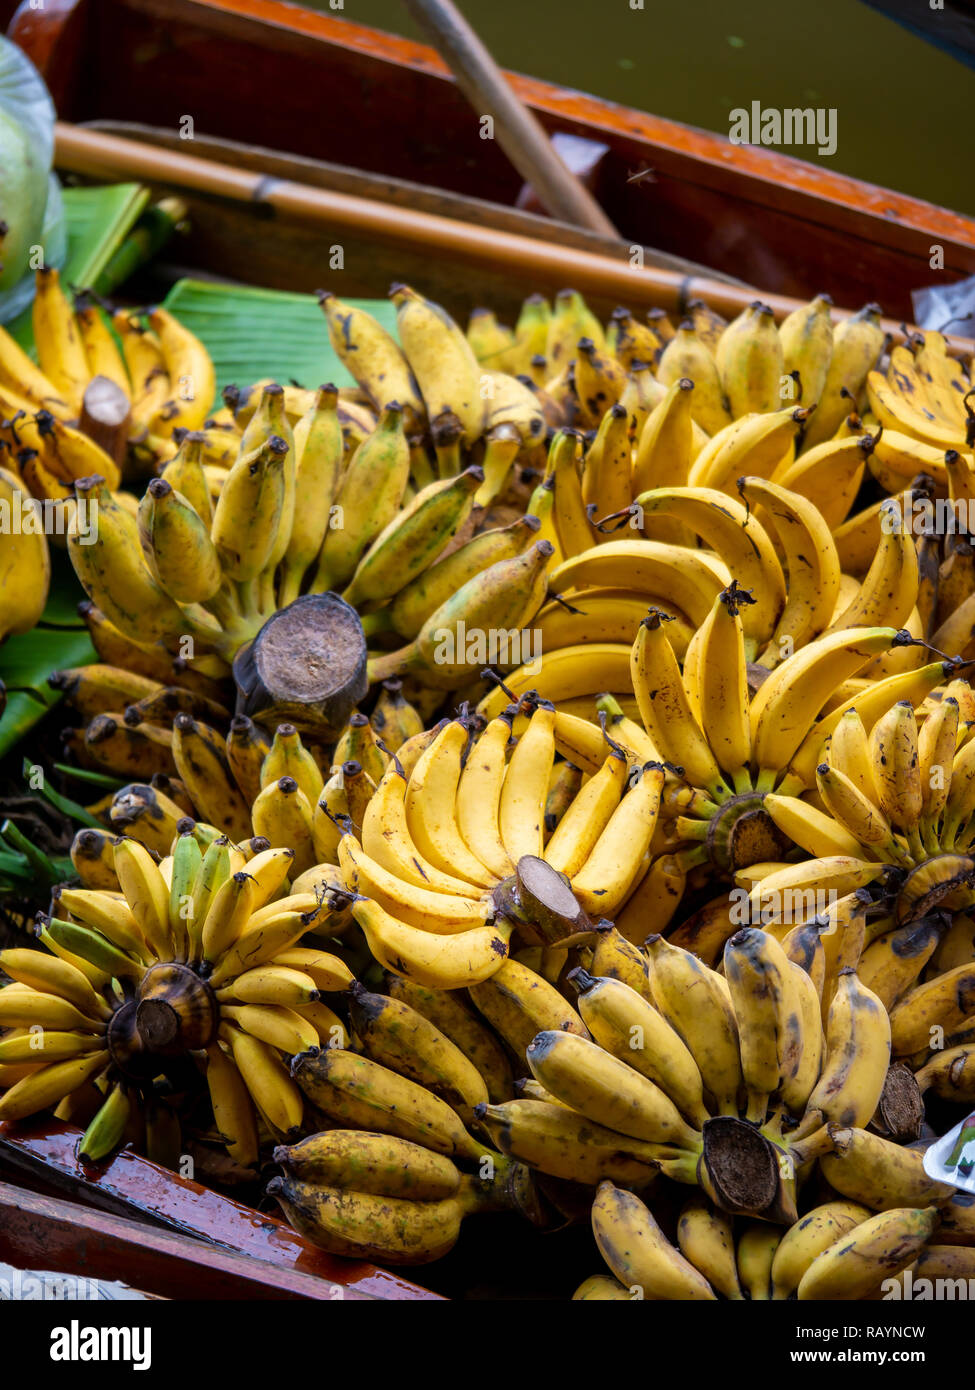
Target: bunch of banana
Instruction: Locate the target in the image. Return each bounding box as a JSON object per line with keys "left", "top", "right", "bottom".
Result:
{"left": 0, "top": 268, "right": 216, "bottom": 493}
{"left": 331, "top": 695, "right": 670, "bottom": 988}
{"left": 758, "top": 676, "right": 975, "bottom": 935}
{"left": 268, "top": 1131, "right": 497, "bottom": 1265}
{"left": 0, "top": 830, "right": 355, "bottom": 1166}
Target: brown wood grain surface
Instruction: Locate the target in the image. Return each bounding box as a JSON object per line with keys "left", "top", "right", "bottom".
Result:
{"left": 6, "top": 0, "right": 975, "bottom": 315}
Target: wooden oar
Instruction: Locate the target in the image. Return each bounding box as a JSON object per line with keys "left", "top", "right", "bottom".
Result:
{"left": 400, "top": 0, "right": 620, "bottom": 239}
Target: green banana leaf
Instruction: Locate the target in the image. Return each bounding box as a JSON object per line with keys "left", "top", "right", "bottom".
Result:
{"left": 161, "top": 279, "right": 397, "bottom": 403}
{"left": 8, "top": 183, "right": 149, "bottom": 349}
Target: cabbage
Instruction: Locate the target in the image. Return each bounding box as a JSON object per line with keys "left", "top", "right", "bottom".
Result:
{"left": 0, "top": 35, "right": 58, "bottom": 317}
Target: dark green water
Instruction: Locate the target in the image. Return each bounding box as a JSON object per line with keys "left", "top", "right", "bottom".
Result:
{"left": 326, "top": 0, "right": 975, "bottom": 215}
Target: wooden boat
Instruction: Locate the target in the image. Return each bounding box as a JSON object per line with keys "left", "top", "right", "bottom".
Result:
{"left": 4, "top": 0, "right": 975, "bottom": 319}
{"left": 0, "top": 1118, "right": 440, "bottom": 1299}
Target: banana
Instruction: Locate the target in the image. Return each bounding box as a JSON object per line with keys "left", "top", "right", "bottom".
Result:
{"left": 275, "top": 1129, "right": 460, "bottom": 1199}
{"left": 815, "top": 763, "right": 897, "bottom": 855}
{"left": 631, "top": 377, "right": 695, "bottom": 514}
{"left": 792, "top": 969, "right": 890, "bottom": 1138}
{"left": 391, "top": 284, "right": 482, "bottom": 445}
{"left": 173, "top": 714, "right": 253, "bottom": 842}
{"left": 0, "top": 1030, "right": 103, "bottom": 1063}
{"left": 770, "top": 1200, "right": 872, "bottom": 1299}
{"left": 545, "top": 289, "right": 604, "bottom": 368}
{"left": 217, "top": 963, "right": 319, "bottom": 1009}
{"left": 780, "top": 958, "right": 825, "bottom": 1114}
{"left": 716, "top": 301, "right": 784, "bottom": 415}
{"left": 740, "top": 476, "right": 841, "bottom": 662}
{"left": 0, "top": 1051, "right": 107, "bottom": 1122}
{"left": 657, "top": 321, "right": 731, "bottom": 436}
{"left": 0, "top": 467, "right": 50, "bottom": 641}
{"left": 221, "top": 1002, "right": 319, "bottom": 1055}
{"left": 268, "top": 1172, "right": 482, "bottom": 1265}
{"left": 867, "top": 371, "right": 965, "bottom": 449}
{"left": 527, "top": 1030, "right": 702, "bottom": 1150}
{"left": 79, "top": 1082, "right": 132, "bottom": 1163}
{"left": 0, "top": 318, "right": 72, "bottom": 418}
{"left": 348, "top": 985, "right": 488, "bottom": 1121}
{"left": 551, "top": 538, "right": 726, "bottom": 629}
{"left": 497, "top": 702, "right": 556, "bottom": 865}
{"left": 469, "top": 957, "right": 588, "bottom": 1062}
{"left": 146, "top": 306, "right": 216, "bottom": 436}
{"left": 888, "top": 959, "right": 975, "bottom": 1055}
{"left": 915, "top": 1044, "right": 975, "bottom": 1102}
{"left": 312, "top": 400, "right": 410, "bottom": 589}
{"left": 778, "top": 293, "right": 833, "bottom": 406}
{"left": 764, "top": 792, "right": 863, "bottom": 859}
{"left": 260, "top": 723, "right": 323, "bottom": 805}
{"left": 858, "top": 917, "right": 943, "bottom": 1010}
{"left": 592, "top": 1181, "right": 716, "bottom": 1300}
{"left": 570, "top": 968, "right": 709, "bottom": 1127}
{"left": 207, "top": 906, "right": 314, "bottom": 988}
{"left": 631, "top": 611, "right": 725, "bottom": 799}
{"left": 634, "top": 488, "right": 784, "bottom": 650}
{"left": 542, "top": 750, "right": 628, "bottom": 877}
{"left": 786, "top": 660, "right": 955, "bottom": 789}
{"left": 736, "top": 1223, "right": 782, "bottom": 1300}
{"left": 677, "top": 1194, "right": 744, "bottom": 1300}
{"left": 581, "top": 402, "right": 631, "bottom": 524}
{"left": 278, "top": 385, "right": 344, "bottom": 605}
{"left": 225, "top": 1024, "right": 304, "bottom": 1134}
{"left": 224, "top": 715, "right": 271, "bottom": 807}
{"left": 0, "top": 949, "right": 111, "bottom": 1020}
{"left": 723, "top": 927, "right": 801, "bottom": 1123}
{"left": 291, "top": 1046, "right": 485, "bottom": 1163}
{"left": 690, "top": 405, "right": 807, "bottom": 495}
{"left": 797, "top": 1206, "right": 938, "bottom": 1300}
{"left": 113, "top": 836, "right": 173, "bottom": 957}
{"left": 388, "top": 513, "right": 538, "bottom": 641}
{"left": 319, "top": 293, "right": 424, "bottom": 432}
{"left": 32, "top": 267, "right": 89, "bottom": 408}
{"left": 338, "top": 835, "right": 488, "bottom": 933}
{"left": 453, "top": 713, "right": 517, "bottom": 881}
{"left": 820, "top": 1124, "right": 955, "bottom": 1210}
{"left": 750, "top": 626, "right": 901, "bottom": 778}
{"left": 203, "top": 1041, "right": 258, "bottom": 1166}
{"left": 644, "top": 933, "right": 743, "bottom": 1115}
{"left": 361, "top": 757, "right": 483, "bottom": 895}
{"left": 353, "top": 897, "right": 511, "bottom": 990}
{"left": 801, "top": 303, "right": 886, "bottom": 449}
{"left": 344, "top": 466, "right": 481, "bottom": 608}
{"left": 369, "top": 537, "right": 552, "bottom": 688}
{"left": 383, "top": 975, "right": 513, "bottom": 1103}
{"left": 773, "top": 430, "right": 873, "bottom": 528}
{"left": 570, "top": 763, "right": 665, "bottom": 916}
{"left": 869, "top": 700, "right": 922, "bottom": 842}
{"left": 692, "top": 583, "right": 753, "bottom": 786}
{"left": 68, "top": 478, "right": 193, "bottom": 648}
{"left": 406, "top": 720, "right": 498, "bottom": 888}
{"left": 574, "top": 337, "right": 627, "bottom": 425}
{"left": 475, "top": 1099, "right": 660, "bottom": 1186}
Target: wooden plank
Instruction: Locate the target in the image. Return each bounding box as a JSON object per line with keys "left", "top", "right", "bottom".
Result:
{"left": 0, "top": 1119, "right": 442, "bottom": 1300}
{"left": 0, "top": 1180, "right": 364, "bottom": 1300}
{"left": 52, "top": 121, "right": 975, "bottom": 354}
{"left": 9, "top": 0, "right": 975, "bottom": 315}
{"left": 84, "top": 120, "right": 738, "bottom": 281}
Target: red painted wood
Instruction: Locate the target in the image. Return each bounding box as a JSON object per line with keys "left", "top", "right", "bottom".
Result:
{"left": 7, "top": 0, "right": 975, "bottom": 313}
{"left": 0, "top": 1180, "right": 367, "bottom": 1299}
{"left": 0, "top": 1119, "right": 442, "bottom": 1300}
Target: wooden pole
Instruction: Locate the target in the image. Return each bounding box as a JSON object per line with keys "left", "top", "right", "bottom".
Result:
{"left": 399, "top": 0, "right": 620, "bottom": 240}
{"left": 53, "top": 123, "right": 975, "bottom": 354}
